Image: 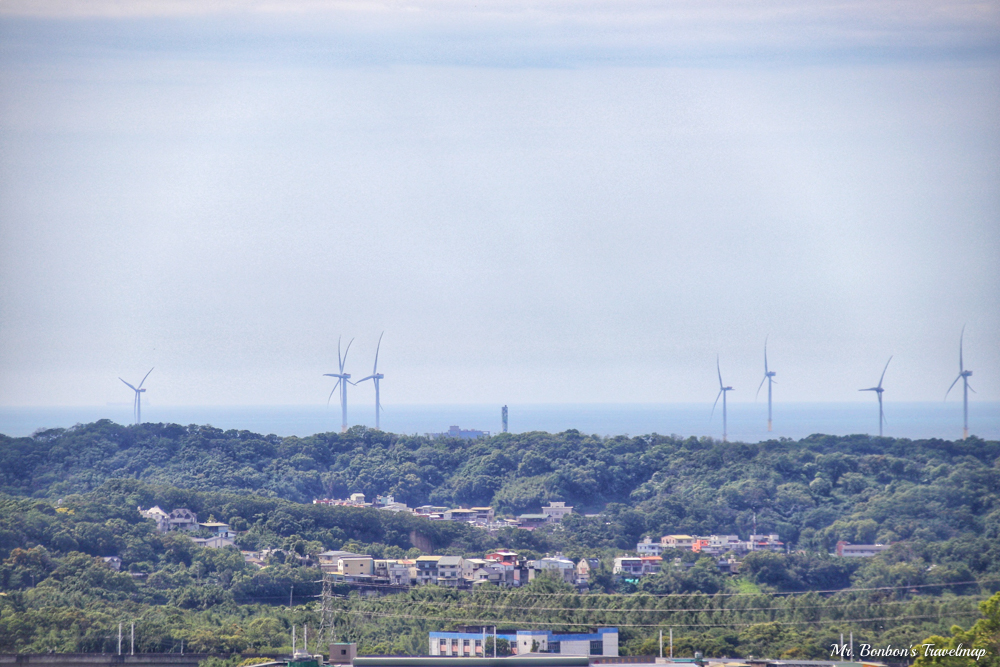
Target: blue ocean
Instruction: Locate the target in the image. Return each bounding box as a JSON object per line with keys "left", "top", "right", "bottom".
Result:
{"left": 1, "top": 402, "right": 997, "bottom": 442}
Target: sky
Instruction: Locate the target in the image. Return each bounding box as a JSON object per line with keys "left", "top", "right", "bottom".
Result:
{"left": 1, "top": 0, "right": 998, "bottom": 407}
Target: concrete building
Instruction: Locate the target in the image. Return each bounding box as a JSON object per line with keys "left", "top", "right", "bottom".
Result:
{"left": 541, "top": 502, "right": 573, "bottom": 522}
{"left": 836, "top": 541, "right": 891, "bottom": 557}
{"left": 527, "top": 556, "right": 576, "bottom": 584}
{"left": 637, "top": 536, "right": 665, "bottom": 556}
{"left": 415, "top": 555, "right": 443, "bottom": 585}
{"left": 613, "top": 556, "right": 643, "bottom": 578}
{"left": 660, "top": 535, "right": 696, "bottom": 550}
{"left": 436, "top": 555, "right": 464, "bottom": 586}
{"left": 429, "top": 628, "right": 618, "bottom": 657}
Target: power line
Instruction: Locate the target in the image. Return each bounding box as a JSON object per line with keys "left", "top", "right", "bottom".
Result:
{"left": 381, "top": 596, "right": 986, "bottom": 615}
{"left": 334, "top": 608, "right": 984, "bottom": 629}
{"left": 464, "top": 577, "right": 1000, "bottom": 598}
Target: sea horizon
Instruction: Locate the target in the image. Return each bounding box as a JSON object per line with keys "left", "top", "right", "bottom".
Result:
{"left": 1, "top": 401, "right": 997, "bottom": 443}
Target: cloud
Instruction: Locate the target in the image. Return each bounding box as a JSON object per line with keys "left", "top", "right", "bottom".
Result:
{"left": 1, "top": 0, "right": 998, "bottom": 66}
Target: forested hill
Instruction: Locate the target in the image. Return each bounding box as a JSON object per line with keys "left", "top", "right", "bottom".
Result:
{"left": 2, "top": 421, "right": 999, "bottom": 555}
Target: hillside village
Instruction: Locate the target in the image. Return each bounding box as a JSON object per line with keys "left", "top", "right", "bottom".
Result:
{"left": 137, "top": 496, "right": 890, "bottom": 591}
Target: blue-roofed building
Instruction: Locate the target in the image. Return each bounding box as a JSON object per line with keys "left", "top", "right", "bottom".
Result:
{"left": 429, "top": 628, "right": 618, "bottom": 657}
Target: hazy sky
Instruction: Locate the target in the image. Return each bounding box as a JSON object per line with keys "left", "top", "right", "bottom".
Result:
{"left": 1, "top": 1, "right": 998, "bottom": 407}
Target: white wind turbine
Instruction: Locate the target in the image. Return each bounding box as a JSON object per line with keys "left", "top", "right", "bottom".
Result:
{"left": 860, "top": 356, "right": 892, "bottom": 437}
{"left": 324, "top": 337, "right": 354, "bottom": 433}
{"left": 712, "top": 356, "right": 734, "bottom": 442}
{"left": 119, "top": 368, "right": 153, "bottom": 425}
{"left": 354, "top": 332, "right": 385, "bottom": 430}
{"left": 945, "top": 326, "right": 975, "bottom": 440}
{"left": 755, "top": 337, "right": 777, "bottom": 432}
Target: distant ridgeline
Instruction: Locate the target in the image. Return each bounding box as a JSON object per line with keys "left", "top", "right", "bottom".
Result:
{"left": 1, "top": 420, "right": 999, "bottom": 557}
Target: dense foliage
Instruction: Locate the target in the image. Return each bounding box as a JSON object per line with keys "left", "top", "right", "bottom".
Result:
{"left": 1, "top": 422, "right": 999, "bottom": 656}
{"left": 4, "top": 422, "right": 1000, "bottom": 549}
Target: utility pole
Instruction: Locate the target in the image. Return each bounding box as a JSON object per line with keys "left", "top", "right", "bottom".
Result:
{"left": 130, "top": 622, "right": 134, "bottom": 656}
{"left": 659, "top": 629, "right": 663, "bottom": 659}
{"left": 493, "top": 626, "right": 497, "bottom": 658}
{"left": 293, "top": 625, "right": 296, "bottom": 654}
{"left": 670, "top": 628, "right": 673, "bottom": 659}
{"left": 118, "top": 623, "right": 122, "bottom": 655}
{"left": 290, "top": 584, "right": 294, "bottom": 609}
{"left": 304, "top": 624, "right": 308, "bottom": 654}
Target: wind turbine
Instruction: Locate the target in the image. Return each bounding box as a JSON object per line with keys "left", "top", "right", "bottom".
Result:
{"left": 711, "top": 356, "right": 734, "bottom": 442}
{"left": 860, "top": 356, "right": 892, "bottom": 437}
{"left": 945, "top": 326, "right": 975, "bottom": 440}
{"left": 755, "top": 337, "right": 777, "bottom": 432}
{"left": 354, "top": 332, "right": 385, "bottom": 430}
{"left": 324, "top": 337, "right": 354, "bottom": 433}
{"left": 119, "top": 368, "right": 153, "bottom": 425}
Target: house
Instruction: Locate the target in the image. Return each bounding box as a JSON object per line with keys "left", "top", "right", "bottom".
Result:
{"left": 242, "top": 551, "right": 266, "bottom": 568}
{"left": 748, "top": 534, "right": 785, "bottom": 552}
{"left": 473, "top": 563, "right": 506, "bottom": 586}
{"left": 527, "top": 556, "right": 576, "bottom": 584}
{"left": 698, "top": 534, "right": 742, "bottom": 556}
{"left": 517, "top": 514, "right": 549, "bottom": 530}
{"left": 391, "top": 559, "right": 415, "bottom": 585}
{"left": 415, "top": 555, "right": 443, "bottom": 585}
{"left": 414, "top": 505, "right": 449, "bottom": 518}
{"left": 190, "top": 535, "right": 235, "bottom": 549}
{"left": 660, "top": 535, "right": 696, "bottom": 550}
{"left": 836, "top": 541, "right": 891, "bottom": 557}
{"left": 436, "top": 556, "right": 464, "bottom": 586}
{"left": 429, "top": 628, "right": 618, "bottom": 657}
{"left": 613, "top": 556, "right": 644, "bottom": 578}
{"left": 199, "top": 521, "right": 235, "bottom": 538}
{"left": 102, "top": 556, "right": 122, "bottom": 571}
{"left": 444, "top": 509, "right": 478, "bottom": 522}
{"left": 541, "top": 501, "right": 573, "bottom": 522}
{"left": 138, "top": 506, "right": 170, "bottom": 532}
{"left": 639, "top": 556, "right": 662, "bottom": 575}
{"left": 318, "top": 550, "right": 368, "bottom": 574}
{"left": 575, "top": 558, "right": 600, "bottom": 584}
{"left": 637, "top": 537, "right": 665, "bottom": 556}
{"left": 485, "top": 551, "right": 519, "bottom": 566}
{"left": 318, "top": 550, "right": 365, "bottom": 565}
{"left": 470, "top": 507, "right": 495, "bottom": 523}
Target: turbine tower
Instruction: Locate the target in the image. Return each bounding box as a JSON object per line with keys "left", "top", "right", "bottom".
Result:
{"left": 712, "top": 356, "right": 734, "bottom": 442}
{"left": 945, "top": 326, "right": 975, "bottom": 440}
{"left": 119, "top": 368, "right": 153, "bottom": 425}
{"left": 860, "top": 356, "right": 892, "bottom": 437}
{"left": 755, "top": 337, "right": 777, "bottom": 432}
{"left": 324, "top": 337, "right": 354, "bottom": 433}
{"left": 354, "top": 332, "right": 385, "bottom": 431}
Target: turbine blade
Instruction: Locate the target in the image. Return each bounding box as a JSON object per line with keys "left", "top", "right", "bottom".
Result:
{"left": 755, "top": 375, "right": 767, "bottom": 400}
{"left": 877, "top": 356, "right": 892, "bottom": 389}
{"left": 764, "top": 335, "right": 769, "bottom": 374}
{"left": 138, "top": 367, "right": 154, "bottom": 389}
{"left": 968, "top": 383, "right": 976, "bottom": 394}
{"left": 859, "top": 388, "right": 877, "bottom": 392}
{"left": 711, "top": 390, "right": 722, "bottom": 418}
{"left": 959, "top": 324, "right": 965, "bottom": 372}
{"left": 356, "top": 375, "right": 375, "bottom": 382}
{"left": 338, "top": 336, "right": 343, "bottom": 372}
{"left": 342, "top": 338, "right": 354, "bottom": 372}
{"left": 717, "top": 356, "right": 723, "bottom": 390}
{"left": 373, "top": 331, "right": 383, "bottom": 374}
{"left": 945, "top": 375, "right": 961, "bottom": 400}
{"left": 327, "top": 379, "right": 341, "bottom": 405}
{"left": 120, "top": 378, "right": 137, "bottom": 391}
